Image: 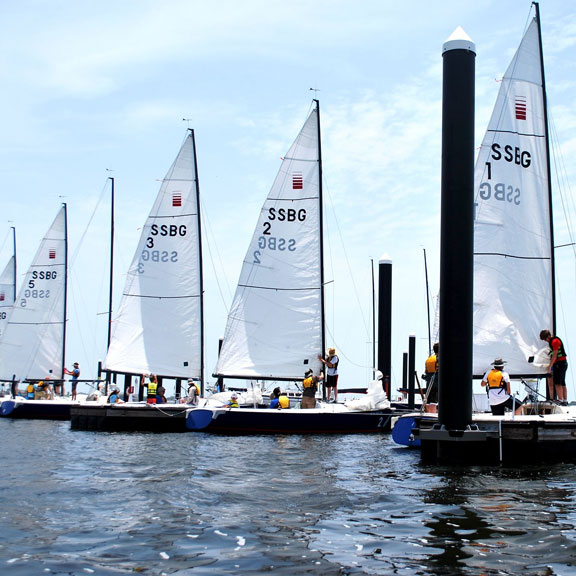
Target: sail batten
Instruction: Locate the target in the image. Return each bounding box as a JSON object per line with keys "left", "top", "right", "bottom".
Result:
{"left": 215, "top": 104, "right": 324, "bottom": 381}
{"left": 473, "top": 16, "right": 553, "bottom": 378}
{"left": 104, "top": 132, "right": 204, "bottom": 380}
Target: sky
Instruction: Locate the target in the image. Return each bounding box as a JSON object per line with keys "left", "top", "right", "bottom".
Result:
{"left": 1, "top": 0, "right": 576, "bottom": 399}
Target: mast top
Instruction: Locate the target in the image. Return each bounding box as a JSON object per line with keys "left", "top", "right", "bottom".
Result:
{"left": 443, "top": 26, "right": 476, "bottom": 55}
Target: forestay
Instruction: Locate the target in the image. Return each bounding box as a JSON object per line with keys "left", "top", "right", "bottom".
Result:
{"left": 473, "top": 18, "right": 553, "bottom": 377}
{"left": 105, "top": 132, "right": 203, "bottom": 379}
{"left": 215, "top": 104, "right": 323, "bottom": 380}
{"left": 0, "top": 206, "right": 67, "bottom": 381}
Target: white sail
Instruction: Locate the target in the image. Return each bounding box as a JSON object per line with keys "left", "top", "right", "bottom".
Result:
{"left": 473, "top": 18, "right": 553, "bottom": 377}
{"left": 0, "top": 255, "right": 16, "bottom": 339}
{"left": 215, "top": 104, "right": 323, "bottom": 380}
{"left": 104, "top": 131, "right": 203, "bottom": 380}
{"left": 0, "top": 206, "right": 67, "bottom": 381}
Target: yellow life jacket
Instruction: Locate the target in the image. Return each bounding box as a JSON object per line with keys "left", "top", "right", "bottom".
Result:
{"left": 425, "top": 354, "right": 438, "bottom": 374}
{"left": 303, "top": 377, "right": 315, "bottom": 389}
{"left": 279, "top": 395, "right": 290, "bottom": 408}
{"left": 487, "top": 370, "right": 506, "bottom": 391}
{"left": 147, "top": 382, "right": 158, "bottom": 397}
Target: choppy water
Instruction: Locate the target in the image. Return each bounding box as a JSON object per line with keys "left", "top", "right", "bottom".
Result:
{"left": 1, "top": 419, "right": 576, "bottom": 575}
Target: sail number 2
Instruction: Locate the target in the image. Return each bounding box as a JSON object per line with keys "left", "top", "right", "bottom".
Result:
{"left": 253, "top": 208, "right": 306, "bottom": 264}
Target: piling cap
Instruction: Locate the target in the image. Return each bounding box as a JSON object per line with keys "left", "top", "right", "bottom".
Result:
{"left": 443, "top": 26, "right": 476, "bottom": 54}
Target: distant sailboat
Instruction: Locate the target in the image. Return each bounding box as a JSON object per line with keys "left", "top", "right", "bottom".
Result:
{"left": 214, "top": 101, "right": 325, "bottom": 382}
{"left": 0, "top": 205, "right": 67, "bottom": 382}
{"left": 104, "top": 130, "right": 204, "bottom": 385}
{"left": 473, "top": 13, "right": 553, "bottom": 378}
{"left": 0, "top": 227, "right": 16, "bottom": 340}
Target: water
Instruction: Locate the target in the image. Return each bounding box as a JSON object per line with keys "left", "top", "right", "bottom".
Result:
{"left": 1, "top": 419, "right": 576, "bottom": 575}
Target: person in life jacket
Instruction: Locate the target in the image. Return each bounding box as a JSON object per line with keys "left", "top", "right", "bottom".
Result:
{"left": 540, "top": 329, "right": 569, "bottom": 405}
{"left": 301, "top": 369, "right": 323, "bottom": 409}
{"left": 481, "top": 358, "right": 523, "bottom": 416}
{"left": 224, "top": 392, "right": 239, "bottom": 408}
{"left": 318, "top": 347, "right": 339, "bottom": 403}
{"left": 422, "top": 342, "right": 439, "bottom": 411}
{"left": 146, "top": 374, "right": 158, "bottom": 404}
{"left": 180, "top": 378, "right": 200, "bottom": 405}
{"left": 26, "top": 382, "right": 36, "bottom": 400}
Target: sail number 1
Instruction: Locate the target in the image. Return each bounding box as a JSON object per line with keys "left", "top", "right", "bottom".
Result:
{"left": 253, "top": 208, "right": 306, "bottom": 264}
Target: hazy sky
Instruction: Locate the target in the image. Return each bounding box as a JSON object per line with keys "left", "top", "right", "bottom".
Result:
{"left": 1, "top": 0, "right": 576, "bottom": 397}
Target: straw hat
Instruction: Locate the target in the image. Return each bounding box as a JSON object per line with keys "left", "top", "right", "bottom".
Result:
{"left": 491, "top": 358, "right": 507, "bottom": 367}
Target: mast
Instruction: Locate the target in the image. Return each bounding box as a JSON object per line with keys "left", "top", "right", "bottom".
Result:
{"left": 61, "top": 202, "right": 68, "bottom": 382}
{"left": 533, "top": 1, "right": 555, "bottom": 333}
{"left": 315, "top": 99, "right": 326, "bottom": 363}
{"left": 11, "top": 226, "right": 16, "bottom": 302}
{"left": 423, "top": 248, "right": 432, "bottom": 356}
{"left": 107, "top": 176, "right": 115, "bottom": 350}
{"left": 190, "top": 129, "right": 205, "bottom": 392}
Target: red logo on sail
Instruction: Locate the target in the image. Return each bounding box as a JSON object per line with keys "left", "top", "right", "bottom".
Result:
{"left": 0, "top": 293, "right": 4, "bottom": 302}
{"left": 292, "top": 173, "right": 303, "bottom": 189}
{"left": 515, "top": 96, "right": 527, "bottom": 120}
{"left": 49, "top": 249, "right": 56, "bottom": 259}
{"left": 172, "top": 193, "right": 182, "bottom": 207}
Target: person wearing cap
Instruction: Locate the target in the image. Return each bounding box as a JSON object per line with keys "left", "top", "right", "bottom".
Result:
{"left": 481, "top": 358, "right": 522, "bottom": 416}
{"left": 318, "top": 347, "right": 339, "bottom": 403}
{"left": 181, "top": 378, "right": 200, "bottom": 405}
{"left": 224, "top": 392, "right": 239, "bottom": 408}
{"left": 540, "top": 329, "right": 568, "bottom": 405}
{"left": 302, "top": 369, "right": 323, "bottom": 409}
{"left": 64, "top": 362, "right": 80, "bottom": 400}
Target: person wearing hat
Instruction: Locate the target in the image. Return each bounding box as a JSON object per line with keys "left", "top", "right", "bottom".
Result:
{"left": 302, "top": 369, "right": 323, "bottom": 409}
{"left": 107, "top": 386, "right": 124, "bottom": 404}
{"left": 224, "top": 392, "right": 239, "bottom": 408}
{"left": 181, "top": 378, "right": 200, "bottom": 405}
{"left": 318, "top": 347, "right": 339, "bottom": 403}
{"left": 64, "top": 362, "right": 80, "bottom": 400}
{"left": 481, "top": 358, "right": 522, "bottom": 416}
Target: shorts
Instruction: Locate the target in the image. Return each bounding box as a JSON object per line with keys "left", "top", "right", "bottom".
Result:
{"left": 325, "top": 374, "right": 338, "bottom": 388}
{"left": 553, "top": 361, "right": 568, "bottom": 386}
{"left": 490, "top": 396, "right": 522, "bottom": 415}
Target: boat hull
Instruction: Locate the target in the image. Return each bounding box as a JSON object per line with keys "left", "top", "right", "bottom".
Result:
{"left": 70, "top": 402, "right": 189, "bottom": 432}
{"left": 0, "top": 398, "right": 77, "bottom": 420}
{"left": 186, "top": 406, "right": 395, "bottom": 434}
{"left": 393, "top": 406, "right": 576, "bottom": 463}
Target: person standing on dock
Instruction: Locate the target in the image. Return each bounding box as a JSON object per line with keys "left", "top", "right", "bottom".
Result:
{"left": 318, "top": 347, "right": 339, "bottom": 403}
{"left": 481, "top": 358, "right": 523, "bottom": 416}
{"left": 540, "top": 330, "right": 568, "bottom": 405}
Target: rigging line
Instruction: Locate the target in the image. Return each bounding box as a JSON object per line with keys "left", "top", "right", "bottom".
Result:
{"left": 200, "top": 196, "right": 233, "bottom": 313}
{"left": 324, "top": 324, "right": 372, "bottom": 370}
{"left": 322, "top": 178, "right": 371, "bottom": 341}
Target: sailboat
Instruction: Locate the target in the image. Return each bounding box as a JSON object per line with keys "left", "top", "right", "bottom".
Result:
{"left": 187, "top": 101, "right": 394, "bottom": 434}
{"left": 70, "top": 130, "right": 205, "bottom": 432}
{"left": 0, "top": 205, "right": 75, "bottom": 419}
{"left": 393, "top": 4, "right": 576, "bottom": 459}
{"left": 0, "top": 227, "right": 16, "bottom": 342}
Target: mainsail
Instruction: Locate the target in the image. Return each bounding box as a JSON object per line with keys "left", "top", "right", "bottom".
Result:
{"left": 0, "top": 205, "right": 67, "bottom": 381}
{"left": 0, "top": 255, "right": 16, "bottom": 339}
{"left": 473, "top": 16, "right": 553, "bottom": 377}
{"left": 215, "top": 102, "right": 324, "bottom": 380}
{"left": 104, "top": 131, "right": 204, "bottom": 381}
